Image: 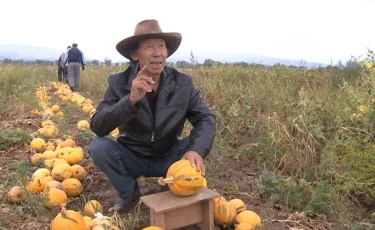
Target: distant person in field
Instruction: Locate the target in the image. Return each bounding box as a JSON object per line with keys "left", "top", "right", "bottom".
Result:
{"left": 63, "top": 43, "right": 86, "bottom": 91}
{"left": 57, "top": 45, "right": 70, "bottom": 83}
{"left": 88, "top": 19, "right": 216, "bottom": 213}
{"left": 63, "top": 60, "right": 69, "bottom": 82}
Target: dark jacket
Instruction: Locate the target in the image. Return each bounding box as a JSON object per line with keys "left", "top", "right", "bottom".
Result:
{"left": 66, "top": 47, "right": 84, "bottom": 64}
{"left": 90, "top": 64, "right": 216, "bottom": 159}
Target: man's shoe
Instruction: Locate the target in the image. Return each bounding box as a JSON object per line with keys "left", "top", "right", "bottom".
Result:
{"left": 113, "top": 190, "right": 140, "bottom": 213}
{"left": 114, "top": 196, "right": 133, "bottom": 213}
{"left": 69, "top": 86, "right": 75, "bottom": 92}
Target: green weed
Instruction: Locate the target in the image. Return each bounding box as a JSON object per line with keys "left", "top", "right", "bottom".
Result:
{"left": 0, "top": 128, "right": 31, "bottom": 150}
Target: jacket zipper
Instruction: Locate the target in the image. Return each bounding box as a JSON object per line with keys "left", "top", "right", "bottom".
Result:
{"left": 138, "top": 98, "right": 155, "bottom": 142}
{"left": 150, "top": 86, "right": 174, "bottom": 142}
{"left": 151, "top": 105, "right": 156, "bottom": 142}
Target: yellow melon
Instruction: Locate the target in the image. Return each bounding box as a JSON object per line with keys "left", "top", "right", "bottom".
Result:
{"left": 52, "top": 163, "right": 72, "bottom": 182}
{"left": 43, "top": 180, "right": 66, "bottom": 194}
{"left": 235, "top": 210, "right": 262, "bottom": 228}
{"left": 71, "top": 164, "right": 86, "bottom": 181}
{"left": 44, "top": 188, "right": 68, "bottom": 209}
{"left": 84, "top": 200, "right": 104, "bottom": 216}
{"left": 61, "top": 178, "right": 83, "bottom": 197}
{"left": 30, "top": 138, "right": 46, "bottom": 150}
{"left": 229, "top": 199, "right": 247, "bottom": 213}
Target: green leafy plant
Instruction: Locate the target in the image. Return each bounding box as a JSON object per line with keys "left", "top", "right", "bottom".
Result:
{"left": 0, "top": 128, "right": 31, "bottom": 150}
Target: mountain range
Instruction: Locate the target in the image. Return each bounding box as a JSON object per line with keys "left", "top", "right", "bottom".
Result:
{"left": 0, "top": 44, "right": 63, "bottom": 61}
{"left": 0, "top": 44, "right": 329, "bottom": 67}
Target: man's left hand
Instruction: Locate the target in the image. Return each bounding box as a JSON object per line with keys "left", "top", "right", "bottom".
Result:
{"left": 182, "top": 151, "right": 205, "bottom": 176}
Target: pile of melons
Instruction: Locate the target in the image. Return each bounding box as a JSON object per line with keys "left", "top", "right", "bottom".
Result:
{"left": 27, "top": 138, "right": 86, "bottom": 207}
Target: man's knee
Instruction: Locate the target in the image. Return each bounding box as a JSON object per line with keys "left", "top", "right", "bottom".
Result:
{"left": 177, "top": 136, "right": 190, "bottom": 152}
{"left": 89, "top": 137, "right": 114, "bottom": 162}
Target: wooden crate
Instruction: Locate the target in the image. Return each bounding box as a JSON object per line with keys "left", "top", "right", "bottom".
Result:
{"left": 140, "top": 187, "right": 220, "bottom": 230}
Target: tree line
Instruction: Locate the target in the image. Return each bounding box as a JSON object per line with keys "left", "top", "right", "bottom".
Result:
{"left": 0, "top": 57, "right": 308, "bottom": 69}
{"left": 1, "top": 51, "right": 358, "bottom": 70}
{"left": 0, "top": 50, "right": 326, "bottom": 69}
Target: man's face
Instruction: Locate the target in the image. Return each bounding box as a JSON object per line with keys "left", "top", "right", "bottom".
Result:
{"left": 133, "top": 38, "right": 168, "bottom": 75}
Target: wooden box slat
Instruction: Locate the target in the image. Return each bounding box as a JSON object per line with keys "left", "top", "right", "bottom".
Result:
{"left": 164, "top": 202, "right": 203, "bottom": 229}
{"left": 140, "top": 187, "right": 220, "bottom": 213}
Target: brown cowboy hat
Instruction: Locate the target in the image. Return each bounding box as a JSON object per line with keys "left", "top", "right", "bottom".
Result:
{"left": 116, "top": 19, "right": 182, "bottom": 61}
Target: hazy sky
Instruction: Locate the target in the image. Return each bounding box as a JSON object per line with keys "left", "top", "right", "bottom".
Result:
{"left": 1, "top": 0, "right": 374, "bottom": 64}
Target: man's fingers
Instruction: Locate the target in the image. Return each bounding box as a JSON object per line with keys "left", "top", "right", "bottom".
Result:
{"left": 138, "top": 75, "right": 155, "bottom": 85}
{"left": 182, "top": 152, "right": 205, "bottom": 176}
{"left": 137, "top": 65, "right": 148, "bottom": 76}
{"left": 139, "top": 81, "right": 152, "bottom": 92}
{"left": 134, "top": 80, "right": 152, "bottom": 92}
{"left": 136, "top": 65, "right": 155, "bottom": 84}
{"left": 201, "top": 165, "right": 205, "bottom": 176}
{"left": 185, "top": 156, "right": 195, "bottom": 167}
{"left": 182, "top": 154, "right": 194, "bottom": 166}
{"left": 138, "top": 65, "right": 155, "bottom": 84}
{"left": 195, "top": 158, "right": 200, "bottom": 169}
{"left": 190, "top": 157, "right": 195, "bottom": 167}
{"left": 196, "top": 159, "right": 205, "bottom": 176}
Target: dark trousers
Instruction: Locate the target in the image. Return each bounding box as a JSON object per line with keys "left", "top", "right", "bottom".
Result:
{"left": 63, "top": 66, "right": 68, "bottom": 81}
{"left": 89, "top": 136, "right": 190, "bottom": 199}
{"left": 57, "top": 66, "right": 64, "bottom": 82}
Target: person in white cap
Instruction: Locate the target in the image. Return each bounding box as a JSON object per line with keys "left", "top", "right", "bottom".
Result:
{"left": 57, "top": 45, "right": 70, "bottom": 83}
